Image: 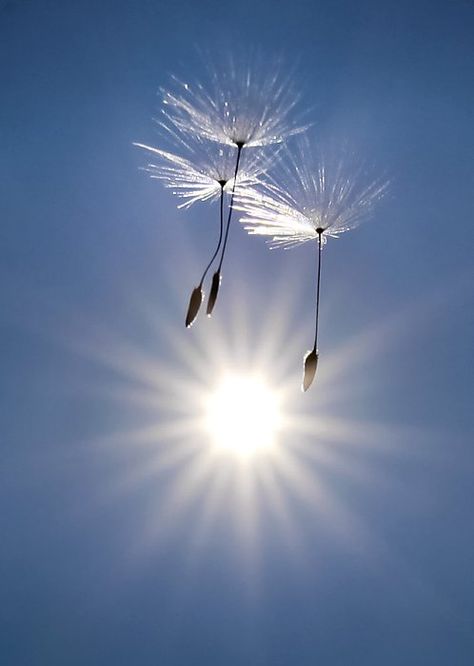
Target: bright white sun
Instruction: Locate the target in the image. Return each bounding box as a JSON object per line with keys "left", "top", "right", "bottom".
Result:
{"left": 205, "top": 374, "right": 282, "bottom": 456}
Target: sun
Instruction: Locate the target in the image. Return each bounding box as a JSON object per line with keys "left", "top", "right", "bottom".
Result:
{"left": 204, "top": 374, "right": 282, "bottom": 456}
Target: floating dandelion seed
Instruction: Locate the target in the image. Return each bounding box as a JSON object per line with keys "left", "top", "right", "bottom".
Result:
{"left": 134, "top": 140, "right": 263, "bottom": 209}
{"left": 237, "top": 137, "right": 389, "bottom": 391}
{"left": 159, "top": 54, "right": 310, "bottom": 316}
{"left": 134, "top": 139, "right": 269, "bottom": 326}
{"left": 160, "top": 54, "right": 310, "bottom": 149}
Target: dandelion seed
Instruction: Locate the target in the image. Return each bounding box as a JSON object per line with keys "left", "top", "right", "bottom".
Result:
{"left": 206, "top": 269, "right": 221, "bottom": 316}
{"left": 185, "top": 286, "right": 203, "bottom": 328}
{"left": 134, "top": 139, "right": 267, "bottom": 326}
{"left": 236, "top": 137, "right": 389, "bottom": 391}
{"left": 134, "top": 140, "right": 261, "bottom": 209}
{"left": 303, "top": 348, "right": 319, "bottom": 393}
{"left": 158, "top": 53, "right": 309, "bottom": 315}
{"left": 160, "top": 53, "right": 309, "bottom": 149}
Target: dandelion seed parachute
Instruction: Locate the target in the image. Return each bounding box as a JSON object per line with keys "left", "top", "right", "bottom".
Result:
{"left": 236, "top": 136, "right": 389, "bottom": 390}
{"left": 134, "top": 141, "right": 263, "bottom": 209}
{"left": 134, "top": 139, "right": 267, "bottom": 326}
{"left": 158, "top": 53, "right": 310, "bottom": 316}
{"left": 160, "top": 53, "right": 310, "bottom": 149}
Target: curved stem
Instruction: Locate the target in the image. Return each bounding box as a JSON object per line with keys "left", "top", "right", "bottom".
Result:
{"left": 313, "top": 231, "right": 323, "bottom": 351}
{"left": 198, "top": 184, "right": 225, "bottom": 287}
{"left": 217, "top": 144, "right": 243, "bottom": 273}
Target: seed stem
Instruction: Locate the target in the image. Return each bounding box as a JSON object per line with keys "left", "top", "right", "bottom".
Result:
{"left": 313, "top": 230, "right": 323, "bottom": 352}
{"left": 217, "top": 143, "right": 243, "bottom": 273}
{"left": 199, "top": 183, "right": 225, "bottom": 287}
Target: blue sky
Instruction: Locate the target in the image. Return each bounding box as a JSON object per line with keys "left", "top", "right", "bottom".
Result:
{"left": 1, "top": 1, "right": 473, "bottom": 664}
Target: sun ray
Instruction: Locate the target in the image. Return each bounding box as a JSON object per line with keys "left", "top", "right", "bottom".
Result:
{"left": 45, "top": 266, "right": 446, "bottom": 578}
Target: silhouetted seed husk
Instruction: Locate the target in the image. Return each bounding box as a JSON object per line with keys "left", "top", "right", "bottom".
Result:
{"left": 302, "top": 348, "right": 319, "bottom": 392}
{"left": 185, "top": 286, "right": 203, "bottom": 328}
{"left": 206, "top": 271, "right": 221, "bottom": 316}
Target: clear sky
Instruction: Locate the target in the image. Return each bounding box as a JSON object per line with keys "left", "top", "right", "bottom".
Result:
{"left": 1, "top": 1, "right": 473, "bottom": 664}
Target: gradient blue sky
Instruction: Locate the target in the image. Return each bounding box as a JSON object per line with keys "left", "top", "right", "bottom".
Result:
{"left": 1, "top": 1, "right": 473, "bottom": 664}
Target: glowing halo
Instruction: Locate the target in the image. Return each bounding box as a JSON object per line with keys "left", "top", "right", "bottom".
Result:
{"left": 54, "top": 253, "right": 436, "bottom": 580}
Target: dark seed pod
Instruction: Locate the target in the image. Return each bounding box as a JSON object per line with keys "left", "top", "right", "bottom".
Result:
{"left": 206, "top": 271, "right": 221, "bottom": 316}
{"left": 185, "top": 286, "right": 203, "bottom": 328}
{"left": 302, "top": 348, "right": 319, "bottom": 392}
